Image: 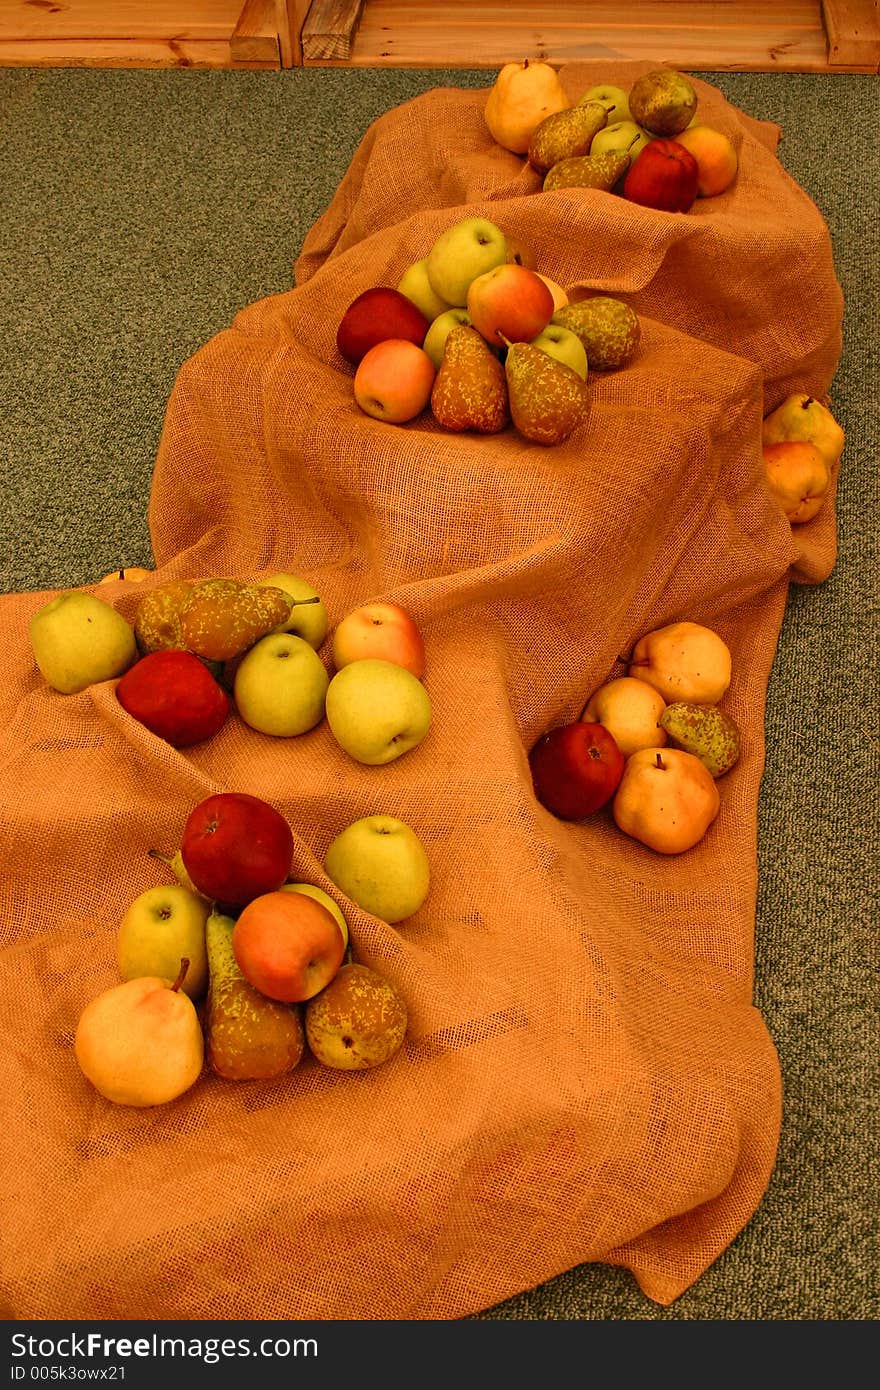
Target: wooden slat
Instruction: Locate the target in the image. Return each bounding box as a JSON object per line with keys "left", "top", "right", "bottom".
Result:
{"left": 300, "top": 0, "right": 874, "bottom": 72}
{"left": 230, "top": 0, "right": 279, "bottom": 64}
{"left": 0, "top": 0, "right": 244, "bottom": 41}
{"left": 278, "top": 0, "right": 315, "bottom": 64}
{"left": 821, "top": 0, "right": 880, "bottom": 67}
{"left": 0, "top": 38, "right": 275, "bottom": 68}
{"left": 301, "top": 0, "right": 365, "bottom": 61}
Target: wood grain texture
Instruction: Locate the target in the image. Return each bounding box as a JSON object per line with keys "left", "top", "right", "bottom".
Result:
{"left": 821, "top": 0, "right": 880, "bottom": 67}
{"left": 230, "top": 0, "right": 280, "bottom": 64}
{"left": 301, "top": 0, "right": 365, "bottom": 61}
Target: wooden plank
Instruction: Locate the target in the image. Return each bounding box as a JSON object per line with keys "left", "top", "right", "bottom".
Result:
{"left": 302, "top": 0, "right": 840, "bottom": 71}
{"left": 821, "top": 1, "right": 880, "bottom": 67}
{"left": 230, "top": 0, "right": 280, "bottom": 64}
{"left": 0, "top": 38, "right": 275, "bottom": 68}
{"left": 278, "top": 0, "right": 314, "bottom": 64}
{"left": 301, "top": 0, "right": 365, "bottom": 61}
{"left": 0, "top": 1, "right": 244, "bottom": 41}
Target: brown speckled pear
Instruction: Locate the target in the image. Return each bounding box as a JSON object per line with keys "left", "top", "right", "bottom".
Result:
{"left": 430, "top": 324, "right": 509, "bottom": 434}
{"left": 179, "top": 578, "right": 292, "bottom": 662}
{"left": 527, "top": 101, "right": 609, "bottom": 175}
{"left": 658, "top": 701, "right": 742, "bottom": 778}
{"left": 134, "top": 578, "right": 194, "bottom": 653}
{"left": 542, "top": 150, "right": 631, "bottom": 192}
{"left": 552, "top": 296, "right": 641, "bottom": 371}
{"left": 205, "top": 911, "right": 305, "bottom": 1081}
{"left": 504, "top": 339, "right": 591, "bottom": 445}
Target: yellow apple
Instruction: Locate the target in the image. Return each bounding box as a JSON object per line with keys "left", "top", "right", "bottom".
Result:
{"left": 325, "top": 658, "right": 431, "bottom": 766}
{"left": 29, "top": 590, "right": 138, "bottom": 694}
{"left": 582, "top": 675, "right": 667, "bottom": 758}
{"left": 260, "top": 572, "right": 328, "bottom": 649}
{"left": 117, "top": 883, "right": 210, "bottom": 1000}
{"left": 233, "top": 632, "right": 329, "bottom": 736}
{"left": 323, "top": 814, "right": 430, "bottom": 924}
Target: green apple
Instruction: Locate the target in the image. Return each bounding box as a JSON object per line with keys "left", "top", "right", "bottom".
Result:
{"left": 580, "top": 83, "right": 632, "bottom": 124}
{"left": 259, "top": 572, "right": 328, "bottom": 650}
{"left": 323, "top": 814, "right": 430, "bottom": 924}
{"left": 397, "top": 256, "right": 453, "bottom": 323}
{"left": 281, "top": 882, "right": 349, "bottom": 947}
{"left": 117, "top": 883, "right": 210, "bottom": 1000}
{"left": 530, "top": 324, "right": 588, "bottom": 380}
{"left": 422, "top": 307, "right": 472, "bottom": 370}
{"left": 29, "top": 590, "right": 138, "bottom": 694}
{"left": 426, "top": 216, "right": 508, "bottom": 307}
{"left": 590, "top": 119, "right": 653, "bottom": 162}
{"left": 324, "top": 657, "right": 431, "bottom": 766}
{"left": 233, "top": 632, "right": 329, "bottom": 736}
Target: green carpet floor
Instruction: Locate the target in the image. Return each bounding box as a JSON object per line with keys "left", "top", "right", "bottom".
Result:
{"left": 0, "top": 65, "right": 876, "bottom": 1321}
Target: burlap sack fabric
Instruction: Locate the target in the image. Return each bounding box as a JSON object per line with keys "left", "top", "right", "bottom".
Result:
{"left": 0, "top": 63, "right": 843, "bottom": 1319}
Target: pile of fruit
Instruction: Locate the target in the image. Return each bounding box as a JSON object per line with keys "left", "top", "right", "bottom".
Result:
{"left": 485, "top": 61, "right": 739, "bottom": 210}
{"left": 338, "top": 218, "right": 641, "bottom": 445}
{"left": 75, "top": 788, "right": 425, "bottom": 1105}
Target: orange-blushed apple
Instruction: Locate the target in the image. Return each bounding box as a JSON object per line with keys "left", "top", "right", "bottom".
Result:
{"left": 535, "top": 273, "right": 569, "bottom": 311}
{"left": 613, "top": 747, "right": 720, "bottom": 854}
{"left": 331, "top": 600, "right": 425, "bottom": 678}
{"left": 528, "top": 720, "right": 625, "bottom": 821}
{"left": 466, "top": 263, "right": 555, "bottom": 348}
{"left": 674, "top": 124, "right": 738, "bottom": 197}
{"left": 353, "top": 339, "right": 436, "bottom": 424}
{"left": 232, "top": 890, "right": 346, "bottom": 1004}
{"left": 336, "top": 286, "right": 430, "bottom": 365}
{"left": 762, "top": 440, "right": 831, "bottom": 523}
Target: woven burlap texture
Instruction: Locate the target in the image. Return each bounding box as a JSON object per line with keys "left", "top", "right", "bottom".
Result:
{"left": 0, "top": 63, "right": 842, "bottom": 1320}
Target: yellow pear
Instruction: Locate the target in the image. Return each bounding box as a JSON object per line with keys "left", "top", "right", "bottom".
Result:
{"left": 762, "top": 440, "right": 831, "bottom": 523}
{"left": 484, "top": 59, "right": 570, "bottom": 155}
{"left": 582, "top": 676, "right": 667, "bottom": 758}
{"left": 613, "top": 747, "right": 720, "bottom": 854}
{"left": 74, "top": 962, "right": 204, "bottom": 1106}
{"left": 627, "top": 621, "right": 732, "bottom": 705}
{"left": 761, "top": 392, "right": 845, "bottom": 470}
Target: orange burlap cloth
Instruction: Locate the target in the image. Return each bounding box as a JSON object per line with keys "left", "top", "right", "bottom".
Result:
{"left": 0, "top": 64, "right": 842, "bottom": 1319}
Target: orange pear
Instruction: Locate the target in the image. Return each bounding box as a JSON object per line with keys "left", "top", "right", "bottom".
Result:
{"left": 627, "top": 621, "right": 732, "bottom": 705}
{"left": 612, "top": 747, "right": 720, "bottom": 854}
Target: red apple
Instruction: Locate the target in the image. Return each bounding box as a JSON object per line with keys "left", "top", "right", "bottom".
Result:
{"left": 623, "top": 138, "right": 700, "bottom": 213}
{"left": 466, "top": 263, "right": 555, "bottom": 348}
{"left": 116, "top": 649, "right": 230, "bottom": 747}
{"left": 528, "top": 721, "right": 625, "bottom": 821}
{"left": 180, "top": 792, "right": 294, "bottom": 907}
{"left": 232, "top": 890, "right": 346, "bottom": 1003}
{"left": 353, "top": 339, "right": 436, "bottom": 424}
{"left": 331, "top": 600, "right": 425, "bottom": 677}
{"left": 336, "top": 287, "right": 430, "bottom": 365}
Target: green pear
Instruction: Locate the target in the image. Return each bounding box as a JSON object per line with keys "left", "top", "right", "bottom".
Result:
{"left": 430, "top": 324, "right": 509, "bottom": 434}
{"left": 542, "top": 150, "right": 631, "bottom": 193}
{"left": 552, "top": 296, "right": 641, "bottom": 371}
{"left": 527, "top": 101, "right": 609, "bottom": 175}
{"left": 504, "top": 339, "right": 591, "bottom": 446}
{"left": 117, "top": 883, "right": 210, "bottom": 1000}
{"left": 658, "top": 702, "right": 742, "bottom": 778}
{"left": 628, "top": 68, "right": 698, "bottom": 137}
{"left": 205, "top": 911, "right": 305, "bottom": 1081}
{"left": 29, "top": 590, "right": 137, "bottom": 694}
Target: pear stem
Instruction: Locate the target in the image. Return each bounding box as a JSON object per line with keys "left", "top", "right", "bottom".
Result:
{"left": 171, "top": 959, "right": 190, "bottom": 993}
{"left": 288, "top": 596, "right": 320, "bottom": 607}
{"left": 148, "top": 848, "right": 176, "bottom": 870}
{"left": 655, "top": 753, "right": 666, "bottom": 771}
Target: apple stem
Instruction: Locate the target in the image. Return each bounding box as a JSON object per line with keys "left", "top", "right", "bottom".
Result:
{"left": 172, "top": 958, "right": 190, "bottom": 992}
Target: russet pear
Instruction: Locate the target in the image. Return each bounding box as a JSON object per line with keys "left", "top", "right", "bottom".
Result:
{"left": 552, "top": 296, "right": 641, "bottom": 371}
{"left": 542, "top": 150, "right": 631, "bottom": 193}
{"left": 658, "top": 702, "right": 741, "bottom": 778}
{"left": 527, "top": 101, "right": 608, "bottom": 175}
{"left": 504, "top": 339, "right": 591, "bottom": 445}
{"left": 430, "top": 324, "right": 509, "bottom": 434}
{"left": 205, "top": 912, "right": 305, "bottom": 1081}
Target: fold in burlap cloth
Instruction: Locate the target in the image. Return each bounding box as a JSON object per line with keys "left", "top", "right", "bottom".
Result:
{"left": 0, "top": 64, "right": 843, "bottom": 1319}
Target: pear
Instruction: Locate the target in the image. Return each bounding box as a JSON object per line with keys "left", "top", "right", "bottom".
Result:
{"left": 658, "top": 702, "right": 741, "bottom": 778}
{"left": 552, "top": 296, "right": 641, "bottom": 371}
{"left": 74, "top": 960, "right": 204, "bottom": 1107}
{"left": 484, "top": 58, "right": 570, "bottom": 155}
{"left": 628, "top": 68, "right": 698, "bottom": 137}
{"left": 761, "top": 392, "right": 845, "bottom": 470}
{"left": 628, "top": 621, "right": 732, "bottom": 705}
{"left": 504, "top": 340, "right": 591, "bottom": 446}
{"left": 205, "top": 911, "right": 305, "bottom": 1081}
{"left": 430, "top": 325, "right": 509, "bottom": 434}
{"left": 179, "top": 578, "right": 293, "bottom": 663}
{"left": 542, "top": 150, "right": 630, "bottom": 193}
{"left": 133, "top": 578, "right": 194, "bottom": 654}
{"left": 527, "top": 101, "right": 608, "bottom": 175}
